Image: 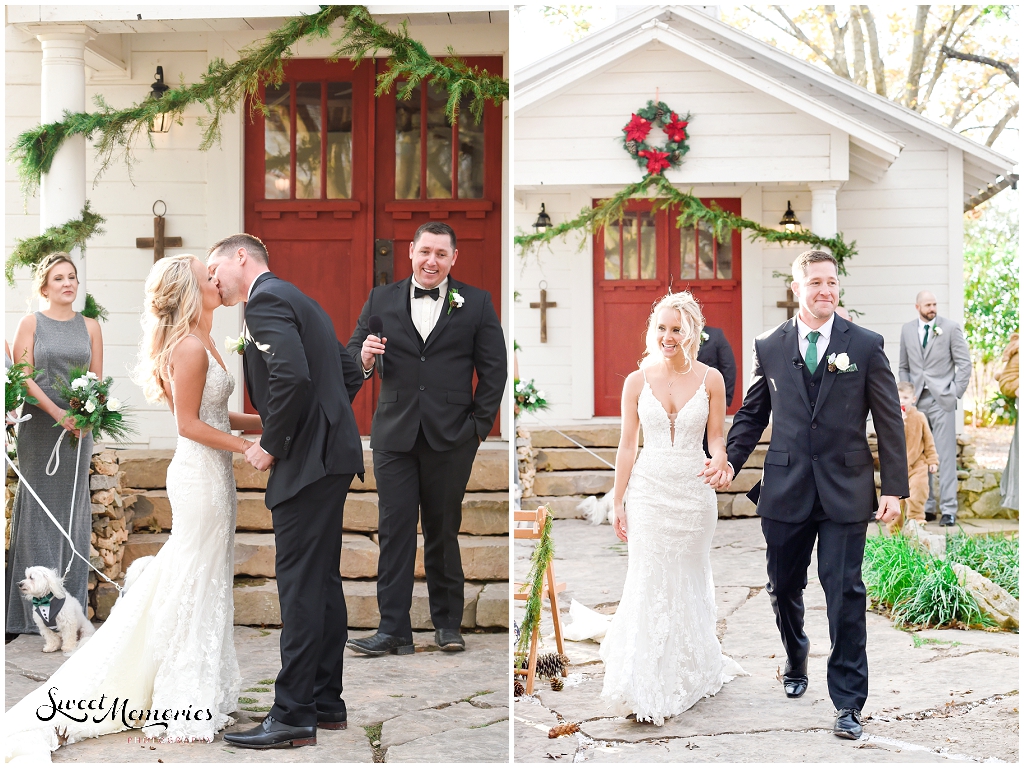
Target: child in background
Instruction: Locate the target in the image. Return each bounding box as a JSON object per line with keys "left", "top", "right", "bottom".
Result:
{"left": 892, "top": 381, "right": 939, "bottom": 534}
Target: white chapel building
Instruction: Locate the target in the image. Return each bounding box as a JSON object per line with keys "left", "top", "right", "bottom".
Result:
{"left": 5, "top": 5, "right": 510, "bottom": 447}
{"left": 513, "top": 6, "right": 1016, "bottom": 423}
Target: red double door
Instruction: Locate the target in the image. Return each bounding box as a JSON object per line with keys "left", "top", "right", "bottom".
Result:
{"left": 244, "top": 58, "right": 503, "bottom": 434}
{"left": 593, "top": 198, "right": 744, "bottom": 416}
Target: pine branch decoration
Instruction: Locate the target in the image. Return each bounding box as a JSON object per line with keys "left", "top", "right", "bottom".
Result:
{"left": 515, "top": 511, "right": 554, "bottom": 658}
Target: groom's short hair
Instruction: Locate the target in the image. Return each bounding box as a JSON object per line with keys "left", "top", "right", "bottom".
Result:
{"left": 208, "top": 233, "right": 269, "bottom": 265}
{"left": 792, "top": 250, "right": 838, "bottom": 281}
{"left": 412, "top": 221, "right": 456, "bottom": 251}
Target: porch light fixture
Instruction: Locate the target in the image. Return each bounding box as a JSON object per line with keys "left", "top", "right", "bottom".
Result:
{"left": 148, "top": 66, "right": 173, "bottom": 133}
{"left": 779, "top": 200, "right": 800, "bottom": 233}
{"left": 533, "top": 203, "right": 552, "bottom": 233}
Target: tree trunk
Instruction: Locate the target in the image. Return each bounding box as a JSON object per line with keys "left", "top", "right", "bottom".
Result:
{"left": 824, "top": 6, "right": 851, "bottom": 80}
{"left": 986, "top": 102, "right": 1019, "bottom": 147}
{"left": 905, "top": 5, "right": 931, "bottom": 110}
{"left": 849, "top": 6, "right": 868, "bottom": 88}
{"left": 859, "top": 5, "right": 887, "bottom": 97}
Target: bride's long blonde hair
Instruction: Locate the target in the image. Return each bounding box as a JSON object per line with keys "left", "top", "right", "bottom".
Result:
{"left": 133, "top": 255, "right": 203, "bottom": 403}
{"left": 639, "top": 291, "right": 705, "bottom": 369}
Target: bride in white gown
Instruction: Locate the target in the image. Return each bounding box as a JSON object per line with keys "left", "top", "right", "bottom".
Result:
{"left": 5, "top": 255, "right": 263, "bottom": 761}
{"left": 600, "top": 292, "right": 745, "bottom": 726}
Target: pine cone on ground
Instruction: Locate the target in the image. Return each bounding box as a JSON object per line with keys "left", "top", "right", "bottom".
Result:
{"left": 548, "top": 722, "right": 580, "bottom": 738}
{"left": 535, "top": 652, "right": 564, "bottom": 678}
{"left": 557, "top": 653, "right": 570, "bottom": 675}
{"left": 550, "top": 676, "right": 564, "bottom": 692}
{"left": 514, "top": 678, "right": 525, "bottom": 697}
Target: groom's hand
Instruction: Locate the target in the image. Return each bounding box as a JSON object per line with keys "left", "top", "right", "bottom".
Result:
{"left": 875, "top": 495, "right": 901, "bottom": 523}
{"left": 245, "top": 441, "right": 276, "bottom": 471}
{"left": 360, "top": 334, "right": 386, "bottom": 370}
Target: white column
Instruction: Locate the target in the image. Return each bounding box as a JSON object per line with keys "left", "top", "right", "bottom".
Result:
{"left": 37, "top": 27, "right": 90, "bottom": 312}
{"left": 808, "top": 181, "right": 843, "bottom": 239}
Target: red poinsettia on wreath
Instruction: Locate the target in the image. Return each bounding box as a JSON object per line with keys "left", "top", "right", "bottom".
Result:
{"left": 621, "top": 100, "right": 691, "bottom": 176}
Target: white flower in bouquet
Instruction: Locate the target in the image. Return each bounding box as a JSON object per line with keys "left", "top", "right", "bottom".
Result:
{"left": 107, "top": 398, "right": 121, "bottom": 412}
{"left": 86, "top": 371, "right": 99, "bottom": 381}
{"left": 72, "top": 377, "right": 89, "bottom": 390}
{"left": 85, "top": 400, "right": 96, "bottom": 413}
{"left": 537, "top": 390, "right": 546, "bottom": 399}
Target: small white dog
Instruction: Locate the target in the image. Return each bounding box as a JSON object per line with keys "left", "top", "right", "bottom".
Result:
{"left": 578, "top": 494, "right": 616, "bottom": 526}
{"left": 19, "top": 566, "right": 94, "bottom": 655}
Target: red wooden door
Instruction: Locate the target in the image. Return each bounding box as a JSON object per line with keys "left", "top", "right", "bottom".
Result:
{"left": 244, "top": 57, "right": 504, "bottom": 435}
{"left": 593, "top": 198, "right": 743, "bottom": 416}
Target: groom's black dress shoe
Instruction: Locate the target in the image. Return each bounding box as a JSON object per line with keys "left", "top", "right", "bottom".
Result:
{"left": 316, "top": 702, "right": 347, "bottom": 730}
{"left": 435, "top": 628, "right": 465, "bottom": 651}
{"left": 939, "top": 513, "right": 956, "bottom": 527}
{"left": 782, "top": 660, "right": 808, "bottom": 699}
{"left": 346, "top": 632, "right": 415, "bottom": 656}
{"left": 833, "top": 708, "right": 863, "bottom": 739}
{"left": 222, "top": 715, "right": 316, "bottom": 748}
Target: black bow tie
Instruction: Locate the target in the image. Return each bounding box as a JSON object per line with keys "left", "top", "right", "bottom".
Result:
{"left": 414, "top": 286, "right": 440, "bottom": 301}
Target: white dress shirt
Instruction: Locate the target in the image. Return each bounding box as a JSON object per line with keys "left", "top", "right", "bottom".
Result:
{"left": 410, "top": 276, "right": 448, "bottom": 342}
{"left": 918, "top": 317, "right": 935, "bottom": 347}
{"left": 796, "top": 312, "right": 834, "bottom": 362}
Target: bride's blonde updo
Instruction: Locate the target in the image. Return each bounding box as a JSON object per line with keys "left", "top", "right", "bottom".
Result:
{"left": 640, "top": 291, "right": 705, "bottom": 369}
{"left": 133, "top": 255, "right": 203, "bottom": 403}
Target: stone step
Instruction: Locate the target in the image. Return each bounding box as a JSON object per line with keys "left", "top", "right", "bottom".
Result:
{"left": 121, "top": 532, "right": 508, "bottom": 581}
{"left": 130, "top": 490, "right": 508, "bottom": 536}
{"left": 117, "top": 442, "right": 509, "bottom": 492}
{"left": 532, "top": 470, "right": 614, "bottom": 497}
{"left": 525, "top": 420, "right": 771, "bottom": 449}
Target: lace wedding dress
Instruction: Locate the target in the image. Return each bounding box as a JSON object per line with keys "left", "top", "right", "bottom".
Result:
{"left": 5, "top": 349, "right": 241, "bottom": 760}
{"left": 600, "top": 369, "right": 745, "bottom": 726}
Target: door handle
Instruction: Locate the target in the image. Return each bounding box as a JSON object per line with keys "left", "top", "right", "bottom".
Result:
{"left": 374, "top": 239, "right": 394, "bottom": 285}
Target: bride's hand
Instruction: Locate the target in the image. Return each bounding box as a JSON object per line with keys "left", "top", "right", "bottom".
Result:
{"left": 699, "top": 456, "right": 731, "bottom": 490}
{"left": 613, "top": 499, "right": 627, "bottom": 542}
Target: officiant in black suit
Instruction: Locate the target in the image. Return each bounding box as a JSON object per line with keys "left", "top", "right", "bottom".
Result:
{"left": 697, "top": 324, "right": 737, "bottom": 457}
{"left": 721, "top": 250, "right": 908, "bottom": 741}
{"left": 207, "top": 233, "right": 364, "bottom": 749}
{"left": 346, "top": 221, "right": 507, "bottom": 655}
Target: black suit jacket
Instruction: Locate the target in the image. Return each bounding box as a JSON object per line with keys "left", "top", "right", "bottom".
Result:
{"left": 244, "top": 272, "right": 364, "bottom": 508}
{"left": 347, "top": 276, "right": 507, "bottom": 453}
{"left": 697, "top": 326, "right": 737, "bottom": 407}
{"left": 726, "top": 315, "right": 908, "bottom": 524}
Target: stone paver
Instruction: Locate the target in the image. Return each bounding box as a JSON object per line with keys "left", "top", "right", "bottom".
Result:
{"left": 514, "top": 518, "right": 1019, "bottom": 763}
{"left": 6, "top": 628, "right": 509, "bottom": 763}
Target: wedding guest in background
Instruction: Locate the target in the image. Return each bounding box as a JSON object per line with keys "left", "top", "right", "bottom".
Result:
{"left": 890, "top": 381, "right": 939, "bottom": 535}
{"left": 5, "top": 253, "right": 103, "bottom": 643}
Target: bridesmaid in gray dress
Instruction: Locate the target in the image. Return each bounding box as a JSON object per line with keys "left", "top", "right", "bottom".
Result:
{"left": 5, "top": 253, "right": 103, "bottom": 639}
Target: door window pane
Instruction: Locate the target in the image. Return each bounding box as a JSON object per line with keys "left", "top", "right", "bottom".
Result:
{"left": 604, "top": 224, "right": 621, "bottom": 279}
{"left": 425, "top": 82, "right": 452, "bottom": 198}
{"left": 697, "top": 220, "right": 715, "bottom": 279}
{"left": 639, "top": 212, "right": 656, "bottom": 279}
{"left": 395, "top": 85, "right": 421, "bottom": 199}
{"left": 295, "top": 82, "right": 322, "bottom": 199}
{"left": 457, "top": 94, "right": 484, "bottom": 199}
{"left": 716, "top": 232, "right": 733, "bottom": 279}
{"left": 679, "top": 226, "right": 696, "bottom": 280}
{"left": 621, "top": 215, "right": 639, "bottom": 279}
{"left": 326, "top": 83, "right": 353, "bottom": 199}
{"left": 264, "top": 84, "right": 291, "bottom": 199}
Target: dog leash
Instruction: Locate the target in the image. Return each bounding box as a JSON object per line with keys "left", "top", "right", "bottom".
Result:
{"left": 4, "top": 447, "right": 125, "bottom": 597}
{"left": 43, "top": 430, "right": 81, "bottom": 579}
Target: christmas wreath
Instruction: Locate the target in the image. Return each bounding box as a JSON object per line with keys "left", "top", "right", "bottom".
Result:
{"left": 621, "top": 100, "right": 690, "bottom": 175}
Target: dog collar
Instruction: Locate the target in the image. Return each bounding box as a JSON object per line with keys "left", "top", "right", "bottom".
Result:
{"left": 31, "top": 592, "right": 54, "bottom": 607}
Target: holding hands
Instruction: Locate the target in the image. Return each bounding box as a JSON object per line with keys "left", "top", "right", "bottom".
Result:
{"left": 245, "top": 440, "right": 276, "bottom": 471}
{"left": 700, "top": 454, "right": 733, "bottom": 491}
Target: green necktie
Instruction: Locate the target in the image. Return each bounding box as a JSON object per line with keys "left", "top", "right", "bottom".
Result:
{"left": 805, "top": 331, "right": 821, "bottom": 374}
{"left": 922, "top": 324, "right": 930, "bottom": 349}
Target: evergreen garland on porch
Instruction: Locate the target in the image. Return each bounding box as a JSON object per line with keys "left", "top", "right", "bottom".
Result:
{"left": 515, "top": 173, "right": 858, "bottom": 274}
{"left": 9, "top": 5, "right": 508, "bottom": 194}
{"left": 515, "top": 511, "right": 555, "bottom": 659}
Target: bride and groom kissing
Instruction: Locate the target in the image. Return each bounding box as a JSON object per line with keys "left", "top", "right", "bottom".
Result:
{"left": 4, "top": 223, "right": 506, "bottom": 757}
{"left": 602, "top": 249, "right": 908, "bottom": 740}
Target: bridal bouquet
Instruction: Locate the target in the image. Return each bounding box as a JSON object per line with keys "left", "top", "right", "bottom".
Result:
{"left": 5, "top": 361, "right": 38, "bottom": 414}
{"left": 515, "top": 379, "right": 548, "bottom": 415}
{"left": 53, "top": 367, "right": 135, "bottom": 445}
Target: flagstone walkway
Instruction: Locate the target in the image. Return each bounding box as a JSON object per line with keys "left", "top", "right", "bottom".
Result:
{"left": 514, "top": 518, "right": 1019, "bottom": 763}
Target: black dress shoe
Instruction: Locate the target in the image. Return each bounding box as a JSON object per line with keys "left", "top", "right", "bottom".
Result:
{"left": 939, "top": 513, "right": 956, "bottom": 527}
{"left": 346, "top": 632, "right": 414, "bottom": 656}
{"left": 316, "top": 702, "right": 347, "bottom": 731}
{"left": 435, "top": 628, "right": 465, "bottom": 652}
{"left": 782, "top": 659, "right": 807, "bottom": 699}
{"left": 925, "top": 510, "right": 936, "bottom": 522}
{"left": 222, "top": 715, "right": 316, "bottom": 748}
{"left": 833, "top": 708, "right": 863, "bottom": 739}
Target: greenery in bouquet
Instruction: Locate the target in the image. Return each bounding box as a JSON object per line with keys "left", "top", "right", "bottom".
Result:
{"left": 5, "top": 361, "right": 39, "bottom": 414}
{"left": 53, "top": 366, "right": 134, "bottom": 445}
{"left": 515, "top": 379, "right": 548, "bottom": 414}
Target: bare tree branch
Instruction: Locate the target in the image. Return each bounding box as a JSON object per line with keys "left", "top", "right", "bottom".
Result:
{"left": 753, "top": 5, "right": 851, "bottom": 78}
{"left": 985, "top": 102, "right": 1019, "bottom": 146}
{"left": 849, "top": 6, "right": 868, "bottom": 87}
{"left": 941, "top": 45, "right": 1019, "bottom": 86}
{"left": 824, "top": 6, "right": 850, "bottom": 80}
{"left": 920, "top": 6, "right": 974, "bottom": 109}
{"left": 905, "top": 5, "right": 932, "bottom": 110}
{"left": 859, "top": 5, "right": 887, "bottom": 97}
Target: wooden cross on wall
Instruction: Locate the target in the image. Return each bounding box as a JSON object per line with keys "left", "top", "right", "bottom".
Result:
{"left": 136, "top": 200, "right": 182, "bottom": 262}
{"left": 777, "top": 288, "right": 800, "bottom": 319}
{"left": 530, "top": 285, "right": 557, "bottom": 343}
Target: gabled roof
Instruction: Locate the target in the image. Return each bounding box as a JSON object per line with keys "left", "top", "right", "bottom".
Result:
{"left": 516, "top": 5, "right": 1015, "bottom": 202}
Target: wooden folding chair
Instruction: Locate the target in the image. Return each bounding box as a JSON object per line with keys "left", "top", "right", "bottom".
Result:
{"left": 514, "top": 505, "right": 566, "bottom": 695}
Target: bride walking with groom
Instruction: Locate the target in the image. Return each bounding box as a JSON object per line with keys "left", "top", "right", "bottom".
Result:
{"left": 5, "top": 224, "right": 506, "bottom": 758}
{"left": 603, "top": 249, "right": 908, "bottom": 739}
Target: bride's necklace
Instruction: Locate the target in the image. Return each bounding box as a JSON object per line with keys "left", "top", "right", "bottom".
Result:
{"left": 665, "top": 360, "right": 691, "bottom": 390}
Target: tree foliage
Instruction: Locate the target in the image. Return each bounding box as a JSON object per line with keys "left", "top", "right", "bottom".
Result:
{"left": 964, "top": 193, "right": 1019, "bottom": 364}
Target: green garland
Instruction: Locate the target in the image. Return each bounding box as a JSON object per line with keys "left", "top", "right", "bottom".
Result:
{"left": 515, "top": 173, "right": 857, "bottom": 275}
{"left": 5, "top": 202, "right": 108, "bottom": 320}
{"left": 515, "top": 511, "right": 554, "bottom": 658}
{"left": 9, "top": 5, "right": 508, "bottom": 194}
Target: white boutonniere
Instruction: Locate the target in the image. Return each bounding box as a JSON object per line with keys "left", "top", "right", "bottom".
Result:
{"left": 827, "top": 352, "right": 858, "bottom": 373}
{"left": 932, "top": 326, "right": 943, "bottom": 336}
{"left": 447, "top": 288, "right": 465, "bottom": 316}
{"left": 700, "top": 331, "right": 709, "bottom": 343}
{"left": 225, "top": 334, "right": 247, "bottom": 355}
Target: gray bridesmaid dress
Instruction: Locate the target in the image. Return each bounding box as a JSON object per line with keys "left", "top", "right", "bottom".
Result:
{"left": 5, "top": 312, "right": 93, "bottom": 634}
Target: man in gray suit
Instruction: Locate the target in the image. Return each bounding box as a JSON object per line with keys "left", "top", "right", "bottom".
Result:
{"left": 898, "top": 291, "right": 971, "bottom": 526}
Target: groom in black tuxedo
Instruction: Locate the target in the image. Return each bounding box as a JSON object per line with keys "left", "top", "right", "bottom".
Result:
{"left": 346, "top": 221, "right": 507, "bottom": 655}
{"left": 207, "top": 234, "right": 364, "bottom": 749}
{"left": 723, "top": 250, "right": 908, "bottom": 740}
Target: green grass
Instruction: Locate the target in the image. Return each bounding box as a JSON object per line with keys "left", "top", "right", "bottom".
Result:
{"left": 257, "top": 678, "right": 276, "bottom": 685}
{"left": 237, "top": 697, "right": 258, "bottom": 705}
{"left": 945, "top": 531, "right": 1019, "bottom": 598}
{"left": 243, "top": 687, "right": 271, "bottom": 693}
{"left": 242, "top": 705, "right": 272, "bottom": 712}
{"left": 910, "top": 634, "right": 961, "bottom": 648}
{"left": 863, "top": 532, "right": 993, "bottom": 629}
